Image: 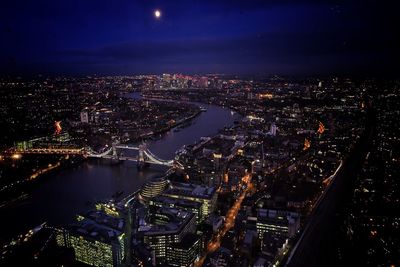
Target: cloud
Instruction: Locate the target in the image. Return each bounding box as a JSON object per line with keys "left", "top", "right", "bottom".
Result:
{"left": 56, "top": 30, "right": 398, "bottom": 66}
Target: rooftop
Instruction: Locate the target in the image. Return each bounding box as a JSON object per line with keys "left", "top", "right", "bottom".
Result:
{"left": 163, "top": 182, "right": 216, "bottom": 200}
{"left": 69, "top": 216, "right": 123, "bottom": 244}
{"left": 142, "top": 207, "right": 195, "bottom": 236}
{"left": 151, "top": 195, "right": 202, "bottom": 209}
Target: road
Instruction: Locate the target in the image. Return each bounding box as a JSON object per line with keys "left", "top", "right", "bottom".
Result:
{"left": 194, "top": 174, "right": 253, "bottom": 267}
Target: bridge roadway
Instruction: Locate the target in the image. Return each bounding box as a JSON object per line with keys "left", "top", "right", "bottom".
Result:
{"left": 96, "top": 155, "right": 139, "bottom": 161}
{"left": 12, "top": 148, "right": 85, "bottom": 155}
{"left": 11, "top": 144, "right": 174, "bottom": 167}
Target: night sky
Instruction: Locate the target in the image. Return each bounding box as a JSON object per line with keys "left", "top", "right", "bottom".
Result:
{"left": 1, "top": 0, "right": 399, "bottom": 76}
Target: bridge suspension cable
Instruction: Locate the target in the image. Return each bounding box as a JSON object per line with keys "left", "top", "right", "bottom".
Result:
{"left": 143, "top": 149, "right": 174, "bottom": 166}
{"left": 86, "top": 145, "right": 174, "bottom": 167}
{"left": 86, "top": 147, "right": 113, "bottom": 158}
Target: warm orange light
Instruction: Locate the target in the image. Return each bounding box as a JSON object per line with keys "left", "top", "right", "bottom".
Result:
{"left": 322, "top": 177, "right": 332, "bottom": 186}
{"left": 213, "top": 153, "right": 222, "bottom": 159}
{"left": 12, "top": 153, "right": 22, "bottom": 160}
{"left": 317, "top": 121, "right": 325, "bottom": 135}
{"left": 258, "top": 93, "right": 273, "bottom": 99}
{"left": 195, "top": 174, "right": 253, "bottom": 267}
{"left": 54, "top": 121, "right": 62, "bottom": 135}
{"left": 303, "top": 138, "right": 311, "bottom": 150}
{"left": 223, "top": 173, "right": 228, "bottom": 183}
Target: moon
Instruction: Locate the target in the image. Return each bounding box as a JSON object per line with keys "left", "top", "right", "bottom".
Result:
{"left": 154, "top": 9, "right": 161, "bottom": 19}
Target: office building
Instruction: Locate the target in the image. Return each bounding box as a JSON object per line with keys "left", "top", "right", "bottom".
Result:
{"left": 142, "top": 207, "right": 196, "bottom": 264}
{"left": 56, "top": 213, "right": 125, "bottom": 267}
{"left": 140, "top": 176, "right": 169, "bottom": 199}
{"left": 248, "top": 209, "right": 300, "bottom": 241}
{"left": 166, "top": 233, "right": 201, "bottom": 267}
{"left": 149, "top": 195, "right": 203, "bottom": 224}
{"left": 162, "top": 182, "right": 217, "bottom": 222}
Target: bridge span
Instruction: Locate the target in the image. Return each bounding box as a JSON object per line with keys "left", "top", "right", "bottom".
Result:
{"left": 8, "top": 142, "right": 176, "bottom": 168}
{"left": 87, "top": 143, "right": 174, "bottom": 167}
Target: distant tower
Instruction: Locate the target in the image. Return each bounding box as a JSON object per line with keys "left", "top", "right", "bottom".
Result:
{"left": 54, "top": 121, "right": 62, "bottom": 135}
{"left": 318, "top": 81, "right": 322, "bottom": 88}
{"left": 270, "top": 123, "right": 277, "bottom": 136}
{"left": 112, "top": 142, "right": 118, "bottom": 159}
{"left": 261, "top": 143, "right": 265, "bottom": 168}
{"left": 80, "top": 111, "right": 89, "bottom": 123}
{"left": 213, "top": 153, "right": 222, "bottom": 170}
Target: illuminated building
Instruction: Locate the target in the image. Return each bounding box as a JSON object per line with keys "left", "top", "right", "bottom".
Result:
{"left": 94, "top": 200, "right": 126, "bottom": 218}
{"left": 213, "top": 152, "right": 222, "bottom": 170}
{"left": 166, "top": 233, "right": 201, "bottom": 267}
{"left": 56, "top": 217, "right": 124, "bottom": 267}
{"left": 149, "top": 195, "right": 203, "bottom": 224}
{"left": 140, "top": 175, "right": 168, "bottom": 199}
{"left": 199, "top": 76, "right": 208, "bottom": 88}
{"left": 142, "top": 208, "right": 196, "bottom": 264}
{"left": 206, "top": 247, "right": 234, "bottom": 267}
{"left": 317, "top": 121, "right": 325, "bottom": 135}
{"left": 303, "top": 138, "right": 311, "bottom": 150}
{"left": 248, "top": 209, "right": 300, "bottom": 242}
{"left": 54, "top": 121, "right": 62, "bottom": 135}
{"left": 258, "top": 93, "right": 274, "bottom": 99}
{"left": 80, "top": 111, "right": 89, "bottom": 123}
{"left": 162, "top": 182, "right": 217, "bottom": 222}
{"left": 270, "top": 122, "right": 277, "bottom": 136}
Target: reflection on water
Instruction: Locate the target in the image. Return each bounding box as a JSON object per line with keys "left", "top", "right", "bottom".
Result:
{"left": 0, "top": 94, "right": 240, "bottom": 241}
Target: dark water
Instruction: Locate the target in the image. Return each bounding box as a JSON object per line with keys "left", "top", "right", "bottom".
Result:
{"left": 1, "top": 93, "right": 239, "bottom": 241}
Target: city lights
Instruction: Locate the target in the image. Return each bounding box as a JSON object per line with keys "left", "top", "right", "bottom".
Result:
{"left": 11, "top": 154, "right": 22, "bottom": 160}
{"left": 1, "top": 0, "right": 397, "bottom": 265}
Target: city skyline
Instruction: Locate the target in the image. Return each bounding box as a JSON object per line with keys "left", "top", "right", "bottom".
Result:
{"left": 0, "top": 1, "right": 399, "bottom": 267}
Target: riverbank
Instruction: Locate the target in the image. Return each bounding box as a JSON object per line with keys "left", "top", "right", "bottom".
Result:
{"left": 141, "top": 93, "right": 245, "bottom": 116}
{"left": 0, "top": 155, "right": 85, "bottom": 211}
{"left": 0, "top": 97, "right": 239, "bottom": 242}
{"left": 138, "top": 108, "right": 202, "bottom": 141}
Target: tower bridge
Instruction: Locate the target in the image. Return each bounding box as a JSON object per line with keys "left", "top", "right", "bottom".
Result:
{"left": 88, "top": 143, "right": 175, "bottom": 167}
{"left": 8, "top": 140, "right": 177, "bottom": 168}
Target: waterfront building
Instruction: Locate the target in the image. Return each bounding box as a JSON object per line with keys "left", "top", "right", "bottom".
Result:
{"left": 140, "top": 175, "right": 169, "bottom": 199}
{"left": 56, "top": 215, "right": 125, "bottom": 267}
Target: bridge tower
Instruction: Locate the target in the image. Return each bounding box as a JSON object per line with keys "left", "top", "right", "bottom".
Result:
{"left": 111, "top": 140, "right": 121, "bottom": 160}
{"left": 137, "top": 143, "right": 148, "bottom": 170}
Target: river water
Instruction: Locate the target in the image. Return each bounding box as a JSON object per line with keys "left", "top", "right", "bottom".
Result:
{"left": 1, "top": 93, "right": 239, "bottom": 241}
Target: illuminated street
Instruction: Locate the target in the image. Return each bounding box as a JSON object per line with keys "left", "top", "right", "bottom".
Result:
{"left": 195, "top": 174, "right": 253, "bottom": 267}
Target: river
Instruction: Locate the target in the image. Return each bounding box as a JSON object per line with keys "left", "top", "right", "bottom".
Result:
{"left": 1, "top": 93, "right": 240, "bottom": 241}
